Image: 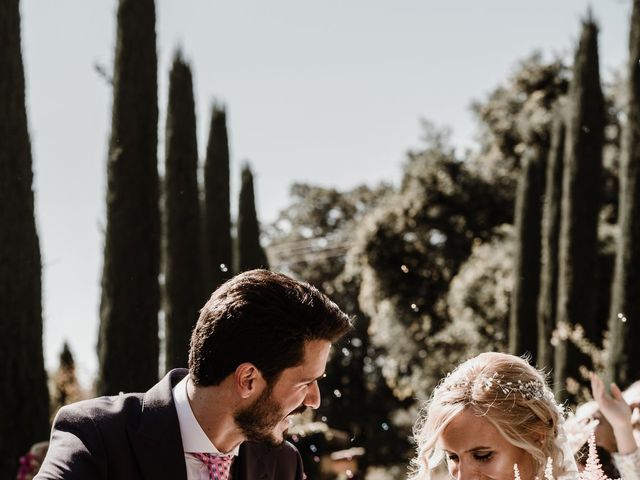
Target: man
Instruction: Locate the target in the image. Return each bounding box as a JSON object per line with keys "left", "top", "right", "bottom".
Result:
{"left": 35, "top": 269, "right": 352, "bottom": 480}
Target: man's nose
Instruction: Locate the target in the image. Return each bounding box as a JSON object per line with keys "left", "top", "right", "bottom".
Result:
{"left": 303, "top": 381, "right": 321, "bottom": 409}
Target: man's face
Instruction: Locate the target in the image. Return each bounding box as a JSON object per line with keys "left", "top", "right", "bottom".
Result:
{"left": 234, "top": 339, "right": 331, "bottom": 446}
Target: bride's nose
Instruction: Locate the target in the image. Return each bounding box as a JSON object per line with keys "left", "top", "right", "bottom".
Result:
{"left": 450, "top": 462, "right": 481, "bottom": 480}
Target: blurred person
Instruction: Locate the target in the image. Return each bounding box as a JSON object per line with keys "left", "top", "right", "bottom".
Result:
{"left": 589, "top": 373, "right": 640, "bottom": 479}
{"left": 35, "top": 269, "right": 352, "bottom": 480}
{"left": 408, "top": 352, "right": 579, "bottom": 480}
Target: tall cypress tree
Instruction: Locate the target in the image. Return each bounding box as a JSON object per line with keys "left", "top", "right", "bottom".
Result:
{"left": 607, "top": 0, "right": 640, "bottom": 388}
{"left": 163, "top": 52, "right": 201, "bottom": 370}
{"left": 537, "top": 107, "right": 566, "bottom": 370}
{"left": 509, "top": 146, "right": 547, "bottom": 363}
{"left": 0, "top": 1, "right": 50, "bottom": 475}
{"left": 97, "top": 0, "right": 160, "bottom": 395}
{"left": 203, "top": 104, "right": 232, "bottom": 293}
{"left": 554, "top": 16, "right": 604, "bottom": 398}
{"left": 235, "top": 164, "right": 269, "bottom": 272}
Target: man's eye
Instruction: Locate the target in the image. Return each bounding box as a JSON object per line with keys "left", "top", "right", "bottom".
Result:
{"left": 446, "top": 454, "right": 459, "bottom": 463}
{"left": 474, "top": 452, "right": 492, "bottom": 462}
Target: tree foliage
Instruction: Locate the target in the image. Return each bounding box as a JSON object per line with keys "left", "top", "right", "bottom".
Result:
{"left": 97, "top": 0, "right": 160, "bottom": 395}
{"left": 0, "top": 0, "right": 50, "bottom": 475}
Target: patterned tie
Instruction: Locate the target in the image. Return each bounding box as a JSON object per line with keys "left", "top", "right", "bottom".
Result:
{"left": 192, "top": 453, "right": 234, "bottom": 480}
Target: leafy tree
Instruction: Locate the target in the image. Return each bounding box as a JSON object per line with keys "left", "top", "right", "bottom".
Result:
{"left": 351, "top": 124, "right": 511, "bottom": 402}
{"left": 97, "top": 0, "right": 160, "bottom": 395}
{"left": 607, "top": 0, "right": 640, "bottom": 388}
{"left": 554, "top": 16, "right": 605, "bottom": 399}
{"left": 0, "top": 0, "right": 50, "bottom": 475}
{"left": 235, "top": 164, "right": 268, "bottom": 272}
{"left": 163, "top": 52, "right": 201, "bottom": 370}
{"left": 203, "top": 104, "right": 232, "bottom": 293}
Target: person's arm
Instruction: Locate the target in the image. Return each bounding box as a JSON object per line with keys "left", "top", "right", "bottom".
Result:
{"left": 591, "top": 373, "right": 637, "bottom": 455}
{"left": 34, "top": 404, "right": 106, "bottom": 479}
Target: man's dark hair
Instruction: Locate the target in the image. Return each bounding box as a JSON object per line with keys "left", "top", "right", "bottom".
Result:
{"left": 189, "top": 269, "right": 352, "bottom": 386}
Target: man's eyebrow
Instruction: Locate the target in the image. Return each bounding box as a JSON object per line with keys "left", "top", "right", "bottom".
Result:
{"left": 300, "top": 372, "right": 326, "bottom": 383}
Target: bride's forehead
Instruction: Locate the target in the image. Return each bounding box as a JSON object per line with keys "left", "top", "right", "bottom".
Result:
{"left": 440, "top": 410, "right": 499, "bottom": 445}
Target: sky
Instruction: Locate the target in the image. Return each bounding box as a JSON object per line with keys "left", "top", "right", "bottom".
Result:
{"left": 20, "top": 0, "right": 631, "bottom": 386}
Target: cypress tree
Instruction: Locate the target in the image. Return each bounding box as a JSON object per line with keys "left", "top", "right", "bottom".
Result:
{"left": 163, "top": 52, "right": 201, "bottom": 370}
{"left": 509, "top": 146, "right": 547, "bottom": 363}
{"left": 554, "top": 16, "right": 605, "bottom": 398}
{"left": 235, "top": 164, "right": 269, "bottom": 272}
{"left": 97, "top": 0, "right": 160, "bottom": 395}
{"left": 52, "top": 342, "right": 82, "bottom": 413}
{"left": 0, "top": 1, "right": 50, "bottom": 475}
{"left": 537, "top": 107, "right": 566, "bottom": 370}
{"left": 607, "top": 0, "right": 640, "bottom": 387}
{"left": 203, "top": 104, "right": 232, "bottom": 292}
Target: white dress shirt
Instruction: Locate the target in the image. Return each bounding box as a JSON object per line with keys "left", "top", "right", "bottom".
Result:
{"left": 172, "top": 375, "right": 240, "bottom": 480}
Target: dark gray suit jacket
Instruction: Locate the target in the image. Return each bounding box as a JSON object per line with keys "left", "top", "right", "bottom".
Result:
{"left": 35, "top": 369, "right": 305, "bottom": 480}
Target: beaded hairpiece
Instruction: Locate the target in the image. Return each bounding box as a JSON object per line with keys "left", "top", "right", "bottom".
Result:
{"left": 440, "top": 372, "right": 550, "bottom": 400}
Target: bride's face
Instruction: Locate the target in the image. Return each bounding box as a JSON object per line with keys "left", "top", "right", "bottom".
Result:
{"left": 440, "top": 408, "right": 535, "bottom": 480}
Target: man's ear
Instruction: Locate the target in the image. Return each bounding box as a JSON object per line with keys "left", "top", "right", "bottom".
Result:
{"left": 234, "top": 363, "right": 264, "bottom": 399}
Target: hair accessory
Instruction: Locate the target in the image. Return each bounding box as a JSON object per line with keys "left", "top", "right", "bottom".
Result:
{"left": 440, "top": 372, "right": 551, "bottom": 401}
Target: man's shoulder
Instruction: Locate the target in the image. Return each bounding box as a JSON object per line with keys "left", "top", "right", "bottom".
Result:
{"left": 241, "top": 440, "right": 304, "bottom": 478}
{"left": 54, "top": 392, "right": 145, "bottom": 429}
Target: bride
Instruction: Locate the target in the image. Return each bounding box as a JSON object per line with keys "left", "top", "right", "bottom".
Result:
{"left": 408, "top": 352, "right": 578, "bottom": 480}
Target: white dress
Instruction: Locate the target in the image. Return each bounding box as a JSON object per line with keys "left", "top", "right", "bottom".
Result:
{"left": 612, "top": 449, "right": 640, "bottom": 480}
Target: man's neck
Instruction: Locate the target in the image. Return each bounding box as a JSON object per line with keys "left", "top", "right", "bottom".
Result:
{"left": 187, "top": 377, "right": 245, "bottom": 453}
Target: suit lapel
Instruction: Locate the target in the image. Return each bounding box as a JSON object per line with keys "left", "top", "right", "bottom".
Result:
{"left": 128, "top": 369, "right": 189, "bottom": 480}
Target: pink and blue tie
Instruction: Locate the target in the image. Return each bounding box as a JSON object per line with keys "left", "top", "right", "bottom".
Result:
{"left": 192, "top": 452, "right": 234, "bottom": 480}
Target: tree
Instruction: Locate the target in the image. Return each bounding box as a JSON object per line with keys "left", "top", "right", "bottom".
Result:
{"left": 267, "top": 183, "right": 410, "bottom": 469}
{"left": 537, "top": 107, "right": 566, "bottom": 370}
{"left": 509, "top": 145, "right": 547, "bottom": 362}
{"left": 203, "top": 104, "right": 232, "bottom": 293}
{"left": 51, "top": 342, "right": 83, "bottom": 414}
{"left": 554, "top": 16, "right": 605, "bottom": 399}
{"left": 351, "top": 125, "right": 511, "bottom": 401}
{"left": 607, "top": 0, "right": 640, "bottom": 388}
{"left": 163, "top": 52, "right": 201, "bottom": 370}
{"left": 0, "top": 1, "right": 50, "bottom": 475}
{"left": 97, "top": 0, "right": 160, "bottom": 395}
{"left": 235, "top": 164, "right": 268, "bottom": 272}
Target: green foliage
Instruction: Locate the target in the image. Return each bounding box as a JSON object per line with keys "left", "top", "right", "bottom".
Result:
{"left": 163, "top": 52, "right": 201, "bottom": 370}
{"left": 203, "top": 104, "right": 233, "bottom": 293}
{"left": 0, "top": 0, "right": 50, "bottom": 476}
{"left": 607, "top": 0, "right": 640, "bottom": 388}
{"left": 97, "top": 0, "right": 160, "bottom": 395}
{"left": 267, "top": 183, "right": 410, "bottom": 468}
{"left": 350, "top": 124, "right": 511, "bottom": 401}
{"left": 554, "top": 17, "right": 605, "bottom": 400}
{"left": 235, "top": 164, "right": 268, "bottom": 272}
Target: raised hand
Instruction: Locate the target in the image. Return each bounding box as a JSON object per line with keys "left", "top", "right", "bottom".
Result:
{"left": 591, "top": 372, "right": 637, "bottom": 455}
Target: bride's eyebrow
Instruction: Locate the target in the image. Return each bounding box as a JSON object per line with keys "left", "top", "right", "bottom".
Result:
{"left": 466, "top": 446, "right": 491, "bottom": 452}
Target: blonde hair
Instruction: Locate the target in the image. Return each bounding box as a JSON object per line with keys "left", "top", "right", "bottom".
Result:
{"left": 408, "top": 352, "right": 566, "bottom": 480}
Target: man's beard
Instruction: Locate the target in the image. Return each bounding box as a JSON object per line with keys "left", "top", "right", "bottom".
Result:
{"left": 234, "top": 384, "right": 306, "bottom": 447}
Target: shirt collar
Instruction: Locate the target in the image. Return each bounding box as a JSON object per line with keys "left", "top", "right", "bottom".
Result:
{"left": 172, "top": 375, "right": 240, "bottom": 456}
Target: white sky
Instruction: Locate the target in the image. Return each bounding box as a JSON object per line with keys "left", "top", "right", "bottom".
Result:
{"left": 20, "top": 0, "right": 630, "bottom": 386}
